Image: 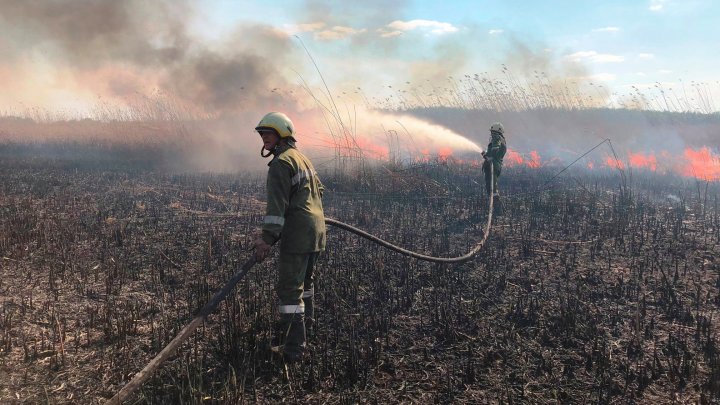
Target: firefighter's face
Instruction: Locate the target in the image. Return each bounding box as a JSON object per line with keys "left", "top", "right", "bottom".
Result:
{"left": 258, "top": 130, "right": 280, "bottom": 150}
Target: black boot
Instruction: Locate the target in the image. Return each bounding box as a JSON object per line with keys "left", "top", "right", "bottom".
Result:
{"left": 281, "top": 313, "right": 306, "bottom": 363}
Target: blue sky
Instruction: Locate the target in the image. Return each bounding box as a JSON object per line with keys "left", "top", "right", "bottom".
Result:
{"left": 195, "top": 0, "right": 720, "bottom": 107}
{"left": 1, "top": 0, "right": 718, "bottom": 114}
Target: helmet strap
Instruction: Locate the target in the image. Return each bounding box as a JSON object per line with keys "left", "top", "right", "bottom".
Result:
{"left": 260, "top": 145, "right": 273, "bottom": 158}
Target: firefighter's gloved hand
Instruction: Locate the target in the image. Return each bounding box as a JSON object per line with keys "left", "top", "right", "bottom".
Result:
{"left": 253, "top": 238, "right": 272, "bottom": 262}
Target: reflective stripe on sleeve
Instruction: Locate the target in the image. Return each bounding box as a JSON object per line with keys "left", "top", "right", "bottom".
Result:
{"left": 264, "top": 215, "right": 285, "bottom": 226}
{"left": 291, "top": 170, "right": 315, "bottom": 186}
{"left": 302, "top": 288, "right": 314, "bottom": 298}
{"left": 279, "top": 304, "right": 305, "bottom": 314}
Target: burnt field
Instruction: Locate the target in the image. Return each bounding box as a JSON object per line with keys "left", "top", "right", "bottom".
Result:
{"left": 1, "top": 152, "right": 719, "bottom": 404}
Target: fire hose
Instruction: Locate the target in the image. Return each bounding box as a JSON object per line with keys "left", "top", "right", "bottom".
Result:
{"left": 324, "top": 172, "right": 495, "bottom": 263}
{"left": 106, "top": 165, "right": 495, "bottom": 404}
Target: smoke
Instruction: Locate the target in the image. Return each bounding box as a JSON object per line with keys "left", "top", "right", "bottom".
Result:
{"left": 0, "top": 0, "right": 326, "bottom": 172}
{"left": 1, "top": 0, "right": 716, "bottom": 177}
{"left": 163, "top": 40, "right": 293, "bottom": 114}
{"left": 0, "top": 0, "right": 493, "bottom": 172}
{"left": 0, "top": 1, "right": 191, "bottom": 67}
{"left": 0, "top": 0, "right": 308, "bottom": 117}
{"left": 408, "top": 106, "right": 720, "bottom": 178}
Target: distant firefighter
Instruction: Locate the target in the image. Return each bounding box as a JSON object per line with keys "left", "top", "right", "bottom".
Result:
{"left": 481, "top": 122, "right": 507, "bottom": 197}
{"left": 252, "top": 112, "right": 326, "bottom": 363}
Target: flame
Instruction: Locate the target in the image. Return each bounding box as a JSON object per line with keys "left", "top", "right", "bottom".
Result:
{"left": 414, "top": 148, "right": 431, "bottom": 163}
{"left": 605, "top": 156, "right": 626, "bottom": 170}
{"left": 628, "top": 151, "right": 657, "bottom": 171}
{"left": 505, "top": 149, "right": 524, "bottom": 166}
{"left": 589, "top": 148, "right": 719, "bottom": 181}
{"left": 354, "top": 137, "right": 389, "bottom": 160}
{"left": 417, "top": 145, "right": 718, "bottom": 183}
{"left": 438, "top": 146, "right": 453, "bottom": 162}
{"left": 527, "top": 150, "right": 541, "bottom": 168}
{"left": 681, "top": 147, "right": 720, "bottom": 180}
{"left": 504, "top": 148, "right": 541, "bottom": 168}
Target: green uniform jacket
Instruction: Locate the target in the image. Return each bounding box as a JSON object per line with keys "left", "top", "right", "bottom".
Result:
{"left": 262, "top": 145, "right": 326, "bottom": 254}
{"left": 483, "top": 134, "right": 507, "bottom": 174}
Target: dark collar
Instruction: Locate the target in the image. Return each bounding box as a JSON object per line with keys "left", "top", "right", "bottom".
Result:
{"left": 267, "top": 143, "right": 294, "bottom": 166}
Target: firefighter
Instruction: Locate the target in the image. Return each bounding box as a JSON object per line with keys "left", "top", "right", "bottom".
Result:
{"left": 252, "top": 112, "right": 326, "bottom": 363}
{"left": 481, "top": 122, "right": 507, "bottom": 197}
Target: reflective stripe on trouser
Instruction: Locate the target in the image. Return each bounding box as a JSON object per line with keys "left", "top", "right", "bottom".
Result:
{"left": 279, "top": 304, "right": 305, "bottom": 314}
{"left": 276, "top": 251, "right": 319, "bottom": 308}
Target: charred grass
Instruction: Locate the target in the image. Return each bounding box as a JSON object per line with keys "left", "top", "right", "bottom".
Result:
{"left": 1, "top": 154, "right": 719, "bottom": 404}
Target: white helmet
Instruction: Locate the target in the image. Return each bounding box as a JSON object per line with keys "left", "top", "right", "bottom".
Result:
{"left": 490, "top": 122, "right": 504, "bottom": 134}
{"left": 255, "top": 112, "right": 295, "bottom": 139}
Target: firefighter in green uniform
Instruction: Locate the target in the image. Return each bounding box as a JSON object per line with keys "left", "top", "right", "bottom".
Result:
{"left": 252, "top": 112, "right": 326, "bottom": 363}
{"left": 482, "top": 122, "right": 507, "bottom": 197}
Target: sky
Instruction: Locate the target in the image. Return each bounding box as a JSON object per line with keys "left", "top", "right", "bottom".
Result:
{"left": 1, "top": 0, "right": 719, "bottom": 116}
{"left": 198, "top": 0, "right": 720, "bottom": 110}
{"left": 0, "top": 0, "right": 718, "bottom": 177}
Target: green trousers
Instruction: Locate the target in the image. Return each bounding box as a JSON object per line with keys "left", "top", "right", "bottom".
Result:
{"left": 277, "top": 251, "right": 318, "bottom": 311}
{"left": 483, "top": 161, "right": 502, "bottom": 195}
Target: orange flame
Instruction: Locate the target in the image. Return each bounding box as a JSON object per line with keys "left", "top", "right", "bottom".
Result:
{"left": 628, "top": 151, "right": 657, "bottom": 171}
{"left": 505, "top": 149, "right": 524, "bottom": 166}
{"left": 438, "top": 146, "right": 453, "bottom": 162}
{"left": 414, "top": 148, "right": 431, "bottom": 163}
{"left": 504, "top": 148, "right": 542, "bottom": 168}
{"left": 594, "top": 148, "right": 719, "bottom": 180}
{"left": 527, "top": 150, "right": 541, "bottom": 168}
{"left": 355, "top": 138, "right": 389, "bottom": 160}
{"left": 681, "top": 147, "right": 720, "bottom": 180}
{"left": 605, "top": 156, "right": 626, "bottom": 170}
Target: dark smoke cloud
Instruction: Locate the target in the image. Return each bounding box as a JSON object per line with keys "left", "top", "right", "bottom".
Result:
{"left": 0, "top": 0, "right": 305, "bottom": 115}
{"left": 161, "top": 25, "right": 304, "bottom": 114}
{"left": 0, "top": 0, "right": 191, "bottom": 67}
{"left": 0, "top": 0, "right": 318, "bottom": 172}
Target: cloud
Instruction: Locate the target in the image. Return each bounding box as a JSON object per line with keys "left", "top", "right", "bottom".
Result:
{"left": 386, "top": 19, "right": 458, "bottom": 35}
{"left": 315, "top": 26, "right": 367, "bottom": 40}
{"left": 565, "top": 51, "right": 625, "bottom": 63}
{"left": 592, "top": 27, "right": 620, "bottom": 33}
{"left": 658, "top": 69, "right": 673, "bottom": 74}
{"left": 649, "top": 0, "right": 668, "bottom": 11}
{"left": 378, "top": 29, "right": 404, "bottom": 38}
{"left": 283, "top": 22, "right": 326, "bottom": 34}
{"left": 488, "top": 29, "right": 504, "bottom": 35}
{"left": 638, "top": 53, "right": 655, "bottom": 59}
{"left": 588, "top": 73, "right": 617, "bottom": 82}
